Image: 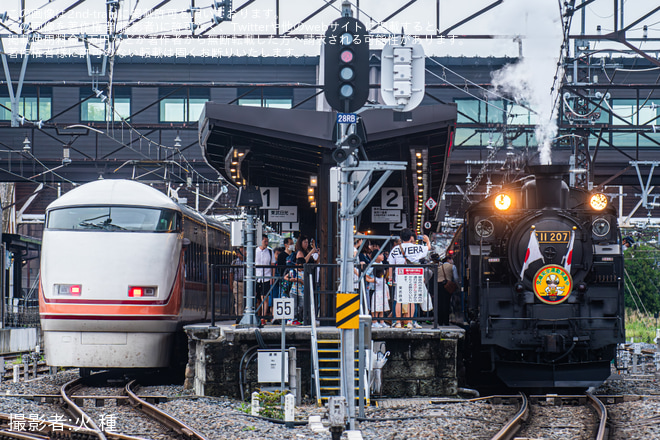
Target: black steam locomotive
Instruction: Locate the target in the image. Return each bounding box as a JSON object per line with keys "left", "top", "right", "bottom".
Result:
{"left": 454, "top": 165, "right": 624, "bottom": 388}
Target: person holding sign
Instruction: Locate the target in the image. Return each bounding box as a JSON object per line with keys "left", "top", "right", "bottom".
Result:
{"left": 387, "top": 228, "right": 430, "bottom": 329}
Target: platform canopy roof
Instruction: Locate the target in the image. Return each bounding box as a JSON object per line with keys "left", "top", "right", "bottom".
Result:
{"left": 200, "top": 103, "right": 457, "bottom": 229}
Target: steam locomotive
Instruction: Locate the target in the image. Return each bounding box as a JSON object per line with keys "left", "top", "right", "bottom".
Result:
{"left": 455, "top": 165, "right": 624, "bottom": 388}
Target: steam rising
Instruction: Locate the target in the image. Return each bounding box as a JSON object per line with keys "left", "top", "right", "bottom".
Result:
{"left": 489, "top": 1, "right": 564, "bottom": 165}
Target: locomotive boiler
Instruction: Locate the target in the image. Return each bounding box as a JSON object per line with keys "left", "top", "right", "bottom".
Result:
{"left": 457, "top": 165, "right": 624, "bottom": 388}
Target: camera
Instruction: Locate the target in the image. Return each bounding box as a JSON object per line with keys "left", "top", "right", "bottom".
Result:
{"left": 417, "top": 235, "right": 423, "bottom": 240}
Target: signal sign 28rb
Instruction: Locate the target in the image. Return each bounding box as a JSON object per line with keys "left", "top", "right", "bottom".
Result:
{"left": 337, "top": 113, "right": 357, "bottom": 124}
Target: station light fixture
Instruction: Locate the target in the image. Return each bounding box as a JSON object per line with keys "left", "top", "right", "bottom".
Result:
{"left": 310, "top": 175, "right": 318, "bottom": 187}
{"left": 224, "top": 146, "right": 249, "bottom": 187}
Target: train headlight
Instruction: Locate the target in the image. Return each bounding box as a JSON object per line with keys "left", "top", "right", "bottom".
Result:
{"left": 55, "top": 284, "right": 82, "bottom": 296}
{"left": 128, "top": 286, "right": 156, "bottom": 297}
{"left": 494, "top": 193, "right": 512, "bottom": 211}
{"left": 590, "top": 193, "right": 608, "bottom": 211}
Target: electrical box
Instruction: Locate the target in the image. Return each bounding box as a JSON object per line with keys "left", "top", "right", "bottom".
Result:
{"left": 330, "top": 167, "right": 340, "bottom": 202}
{"left": 231, "top": 221, "right": 243, "bottom": 247}
{"left": 257, "top": 350, "right": 289, "bottom": 383}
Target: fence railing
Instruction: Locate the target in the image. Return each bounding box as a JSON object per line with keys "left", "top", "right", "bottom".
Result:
{"left": 209, "top": 262, "right": 443, "bottom": 328}
{"left": 3, "top": 297, "right": 40, "bottom": 328}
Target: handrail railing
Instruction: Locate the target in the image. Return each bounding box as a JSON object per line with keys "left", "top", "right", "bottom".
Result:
{"left": 209, "top": 262, "right": 445, "bottom": 327}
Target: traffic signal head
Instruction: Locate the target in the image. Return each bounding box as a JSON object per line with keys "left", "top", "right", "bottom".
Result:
{"left": 324, "top": 17, "right": 369, "bottom": 113}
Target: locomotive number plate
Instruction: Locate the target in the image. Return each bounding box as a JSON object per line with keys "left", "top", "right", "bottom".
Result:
{"left": 535, "top": 231, "right": 570, "bottom": 243}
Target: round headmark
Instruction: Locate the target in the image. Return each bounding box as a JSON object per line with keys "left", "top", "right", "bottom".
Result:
{"left": 533, "top": 264, "right": 573, "bottom": 304}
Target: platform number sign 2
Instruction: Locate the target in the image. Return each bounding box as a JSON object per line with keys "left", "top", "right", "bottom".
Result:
{"left": 381, "top": 187, "right": 403, "bottom": 210}
{"left": 274, "top": 297, "right": 295, "bottom": 320}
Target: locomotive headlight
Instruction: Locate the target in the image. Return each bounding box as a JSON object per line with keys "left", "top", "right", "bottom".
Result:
{"left": 494, "top": 193, "right": 512, "bottom": 211}
{"left": 590, "top": 193, "right": 608, "bottom": 211}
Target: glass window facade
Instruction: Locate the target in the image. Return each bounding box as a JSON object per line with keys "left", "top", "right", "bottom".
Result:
{"left": 80, "top": 87, "right": 131, "bottom": 122}
{"left": 0, "top": 87, "right": 52, "bottom": 121}
{"left": 159, "top": 87, "right": 209, "bottom": 123}
{"left": 237, "top": 87, "right": 293, "bottom": 109}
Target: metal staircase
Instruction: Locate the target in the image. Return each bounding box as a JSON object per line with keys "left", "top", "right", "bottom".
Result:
{"left": 310, "top": 276, "right": 370, "bottom": 407}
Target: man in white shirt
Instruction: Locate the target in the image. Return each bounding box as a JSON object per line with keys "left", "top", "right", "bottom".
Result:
{"left": 255, "top": 235, "right": 275, "bottom": 318}
{"left": 388, "top": 228, "right": 430, "bottom": 329}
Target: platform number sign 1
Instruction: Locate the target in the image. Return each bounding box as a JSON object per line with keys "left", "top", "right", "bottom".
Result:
{"left": 381, "top": 187, "right": 403, "bottom": 210}
{"left": 260, "top": 187, "right": 279, "bottom": 210}
{"left": 274, "top": 297, "right": 294, "bottom": 320}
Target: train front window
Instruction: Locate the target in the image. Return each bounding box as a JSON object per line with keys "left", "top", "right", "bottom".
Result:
{"left": 47, "top": 207, "right": 180, "bottom": 232}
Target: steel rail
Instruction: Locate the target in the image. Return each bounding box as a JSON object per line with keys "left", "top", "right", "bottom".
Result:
{"left": 60, "top": 377, "right": 107, "bottom": 440}
{"left": 489, "top": 392, "right": 529, "bottom": 440}
{"left": 0, "top": 429, "right": 49, "bottom": 440}
{"left": 587, "top": 393, "right": 609, "bottom": 440}
{"left": 125, "top": 380, "right": 207, "bottom": 440}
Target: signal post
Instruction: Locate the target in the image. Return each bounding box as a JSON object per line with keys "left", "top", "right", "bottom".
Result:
{"left": 323, "top": 3, "right": 417, "bottom": 430}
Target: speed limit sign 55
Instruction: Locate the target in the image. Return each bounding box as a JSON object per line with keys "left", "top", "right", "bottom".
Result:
{"left": 274, "top": 298, "right": 295, "bottom": 320}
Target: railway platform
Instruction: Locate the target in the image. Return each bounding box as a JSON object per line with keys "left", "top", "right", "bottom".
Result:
{"left": 184, "top": 322, "right": 464, "bottom": 402}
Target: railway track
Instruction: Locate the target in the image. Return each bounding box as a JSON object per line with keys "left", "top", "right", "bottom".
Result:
{"left": 0, "top": 374, "right": 208, "bottom": 440}
{"left": 490, "top": 393, "right": 609, "bottom": 440}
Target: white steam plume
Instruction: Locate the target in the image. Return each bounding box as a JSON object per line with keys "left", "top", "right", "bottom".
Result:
{"left": 489, "top": 1, "right": 565, "bottom": 165}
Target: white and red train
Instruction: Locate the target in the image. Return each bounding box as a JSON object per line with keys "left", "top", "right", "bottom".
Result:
{"left": 39, "top": 179, "right": 231, "bottom": 371}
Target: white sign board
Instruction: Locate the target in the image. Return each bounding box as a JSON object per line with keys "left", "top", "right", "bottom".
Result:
{"left": 372, "top": 207, "right": 401, "bottom": 223}
{"left": 425, "top": 197, "right": 438, "bottom": 211}
{"left": 391, "top": 213, "right": 407, "bottom": 231}
{"left": 395, "top": 267, "right": 425, "bottom": 304}
{"left": 260, "top": 187, "right": 279, "bottom": 210}
{"left": 381, "top": 187, "right": 403, "bottom": 210}
{"left": 269, "top": 206, "right": 298, "bottom": 222}
{"left": 273, "top": 297, "right": 295, "bottom": 320}
{"left": 281, "top": 222, "right": 300, "bottom": 231}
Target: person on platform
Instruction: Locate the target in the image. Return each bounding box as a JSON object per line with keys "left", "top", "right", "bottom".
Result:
{"left": 255, "top": 234, "right": 275, "bottom": 320}
{"left": 369, "top": 252, "right": 390, "bottom": 327}
{"left": 388, "top": 228, "right": 430, "bottom": 329}
{"left": 278, "top": 237, "right": 295, "bottom": 297}
{"left": 436, "top": 254, "right": 458, "bottom": 325}
{"left": 284, "top": 257, "right": 306, "bottom": 325}
{"left": 229, "top": 247, "right": 244, "bottom": 319}
{"left": 358, "top": 239, "right": 373, "bottom": 269}
{"left": 296, "top": 235, "right": 319, "bottom": 264}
